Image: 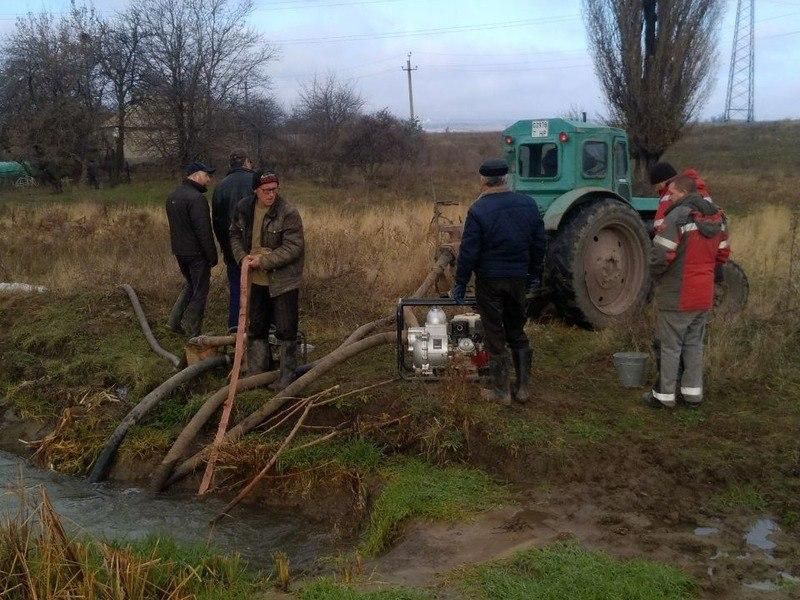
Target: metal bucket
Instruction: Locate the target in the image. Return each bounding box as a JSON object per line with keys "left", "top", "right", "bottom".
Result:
{"left": 612, "top": 352, "right": 649, "bottom": 388}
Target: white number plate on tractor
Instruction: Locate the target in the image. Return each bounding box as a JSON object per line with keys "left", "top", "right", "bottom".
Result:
{"left": 531, "top": 120, "right": 549, "bottom": 138}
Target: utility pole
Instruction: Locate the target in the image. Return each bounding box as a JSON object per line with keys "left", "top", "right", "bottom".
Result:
{"left": 402, "top": 52, "right": 418, "bottom": 121}
{"left": 724, "top": 0, "right": 755, "bottom": 122}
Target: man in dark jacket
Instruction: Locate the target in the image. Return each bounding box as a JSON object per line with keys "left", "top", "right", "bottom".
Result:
{"left": 166, "top": 162, "right": 218, "bottom": 337}
{"left": 212, "top": 150, "right": 255, "bottom": 331}
{"left": 645, "top": 175, "right": 730, "bottom": 409}
{"left": 230, "top": 172, "right": 305, "bottom": 391}
{"left": 451, "top": 159, "right": 546, "bottom": 405}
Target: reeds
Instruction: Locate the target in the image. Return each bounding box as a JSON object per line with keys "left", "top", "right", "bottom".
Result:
{"left": 0, "top": 487, "right": 263, "bottom": 599}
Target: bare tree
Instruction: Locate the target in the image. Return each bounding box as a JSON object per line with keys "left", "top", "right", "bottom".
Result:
{"left": 0, "top": 3, "right": 105, "bottom": 190}
{"left": 98, "top": 9, "right": 147, "bottom": 183}
{"left": 233, "top": 93, "right": 285, "bottom": 168}
{"left": 291, "top": 74, "right": 364, "bottom": 184}
{"left": 339, "top": 109, "right": 423, "bottom": 182}
{"left": 583, "top": 0, "right": 724, "bottom": 173}
{"left": 137, "top": 0, "right": 276, "bottom": 164}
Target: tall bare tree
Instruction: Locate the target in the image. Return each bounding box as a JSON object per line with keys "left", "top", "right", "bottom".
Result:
{"left": 290, "top": 74, "right": 364, "bottom": 184}
{"left": 583, "top": 0, "right": 724, "bottom": 173}
{"left": 136, "top": 0, "right": 276, "bottom": 165}
{"left": 98, "top": 9, "right": 147, "bottom": 183}
{"left": 0, "top": 3, "right": 105, "bottom": 189}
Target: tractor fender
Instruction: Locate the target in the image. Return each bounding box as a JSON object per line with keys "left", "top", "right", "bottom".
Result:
{"left": 543, "top": 187, "right": 627, "bottom": 231}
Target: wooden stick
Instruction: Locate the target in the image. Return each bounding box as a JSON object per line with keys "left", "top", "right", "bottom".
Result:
{"left": 210, "top": 396, "right": 316, "bottom": 524}
{"left": 198, "top": 260, "right": 251, "bottom": 496}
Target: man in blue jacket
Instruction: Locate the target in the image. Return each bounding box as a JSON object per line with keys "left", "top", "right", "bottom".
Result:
{"left": 212, "top": 150, "right": 256, "bottom": 331}
{"left": 451, "top": 159, "right": 546, "bottom": 405}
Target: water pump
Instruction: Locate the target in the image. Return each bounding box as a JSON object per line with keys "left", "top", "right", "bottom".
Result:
{"left": 396, "top": 298, "right": 488, "bottom": 379}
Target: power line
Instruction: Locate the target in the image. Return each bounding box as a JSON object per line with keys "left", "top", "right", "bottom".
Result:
{"left": 269, "top": 14, "right": 579, "bottom": 45}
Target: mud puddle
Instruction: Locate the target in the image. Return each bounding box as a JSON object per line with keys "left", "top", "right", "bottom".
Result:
{"left": 370, "top": 487, "right": 800, "bottom": 599}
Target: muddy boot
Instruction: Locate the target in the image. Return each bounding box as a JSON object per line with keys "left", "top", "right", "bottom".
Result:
{"left": 481, "top": 355, "right": 512, "bottom": 406}
{"left": 179, "top": 308, "right": 203, "bottom": 339}
{"left": 511, "top": 347, "right": 532, "bottom": 403}
{"left": 269, "top": 339, "right": 298, "bottom": 392}
{"left": 168, "top": 288, "right": 189, "bottom": 334}
{"left": 245, "top": 338, "right": 271, "bottom": 376}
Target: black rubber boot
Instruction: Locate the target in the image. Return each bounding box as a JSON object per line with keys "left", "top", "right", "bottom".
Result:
{"left": 245, "top": 338, "right": 271, "bottom": 376}
{"left": 179, "top": 307, "right": 203, "bottom": 339}
{"left": 269, "top": 340, "right": 298, "bottom": 392}
{"left": 168, "top": 288, "right": 189, "bottom": 333}
{"left": 481, "top": 354, "right": 512, "bottom": 406}
{"left": 511, "top": 347, "right": 532, "bottom": 403}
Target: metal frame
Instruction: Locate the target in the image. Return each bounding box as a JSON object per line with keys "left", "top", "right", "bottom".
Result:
{"left": 396, "top": 297, "right": 482, "bottom": 380}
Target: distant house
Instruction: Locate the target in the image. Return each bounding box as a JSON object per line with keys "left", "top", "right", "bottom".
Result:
{"left": 101, "top": 107, "right": 164, "bottom": 165}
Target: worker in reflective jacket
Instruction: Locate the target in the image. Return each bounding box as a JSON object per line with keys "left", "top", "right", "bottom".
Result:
{"left": 644, "top": 175, "right": 730, "bottom": 409}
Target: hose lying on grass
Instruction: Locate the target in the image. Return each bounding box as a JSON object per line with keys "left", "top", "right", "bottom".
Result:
{"left": 161, "top": 332, "right": 395, "bottom": 490}
{"left": 121, "top": 284, "right": 182, "bottom": 368}
{"left": 149, "top": 247, "right": 453, "bottom": 492}
{"left": 87, "top": 354, "right": 228, "bottom": 483}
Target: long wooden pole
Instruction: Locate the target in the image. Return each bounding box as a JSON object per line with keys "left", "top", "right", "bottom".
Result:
{"left": 197, "top": 260, "right": 251, "bottom": 495}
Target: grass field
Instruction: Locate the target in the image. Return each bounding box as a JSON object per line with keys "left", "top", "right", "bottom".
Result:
{"left": 1, "top": 121, "right": 799, "bottom": 598}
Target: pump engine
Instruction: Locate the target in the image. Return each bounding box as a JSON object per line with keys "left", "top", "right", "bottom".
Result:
{"left": 396, "top": 298, "right": 488, "bottom": 379}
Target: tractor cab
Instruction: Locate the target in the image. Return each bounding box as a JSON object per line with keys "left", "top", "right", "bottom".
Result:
{"left": 501, "top": 118, "right": 658, "bottom": 229}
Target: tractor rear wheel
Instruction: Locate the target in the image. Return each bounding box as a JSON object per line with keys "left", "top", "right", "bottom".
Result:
{"left": 714, "top": 260, "right": 749, "bottom": 317}
{"left": 547, "top": 199, "right": 650, "bottom": 328}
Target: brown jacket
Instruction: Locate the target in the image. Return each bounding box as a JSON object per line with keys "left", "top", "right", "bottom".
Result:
{"left": 229, "top": 194, "right": 305, "bottom": 297}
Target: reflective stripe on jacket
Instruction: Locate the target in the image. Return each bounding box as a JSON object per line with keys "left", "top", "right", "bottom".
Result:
{"left": 650, "top": 193, "right": 730, "bottom": 312}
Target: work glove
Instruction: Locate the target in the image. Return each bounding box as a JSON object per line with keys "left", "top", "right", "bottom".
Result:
{"left": 450, "top": 283, "right": 466, "bottom": 304}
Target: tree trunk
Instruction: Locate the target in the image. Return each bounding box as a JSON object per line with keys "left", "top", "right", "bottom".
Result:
{"left": 113, "top": 106, "right": 125, "bottom": 186}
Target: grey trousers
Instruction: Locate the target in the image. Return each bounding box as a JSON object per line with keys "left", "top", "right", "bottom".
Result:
{"left": 653, "top": 310, "right": 708, "bottom": 406}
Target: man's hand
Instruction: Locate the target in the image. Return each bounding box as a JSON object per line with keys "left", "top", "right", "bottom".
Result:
{"left": 450, "top": 283, "right": 466, "bottom": 304}
{"left": 243, "top": 254, "right": 261, "bottom": 269}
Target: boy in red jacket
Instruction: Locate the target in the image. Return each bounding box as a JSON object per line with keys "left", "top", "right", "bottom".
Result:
{"left": 644, "top": 175, "right": 730, "bottom": 408}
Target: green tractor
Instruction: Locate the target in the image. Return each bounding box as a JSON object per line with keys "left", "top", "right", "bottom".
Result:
{"left": 493, "top": 118, "right": 747, "bottom": 328}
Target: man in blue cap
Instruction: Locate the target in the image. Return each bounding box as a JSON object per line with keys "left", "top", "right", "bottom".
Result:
{"left": 451, "top": 158, "right": 546, "bottom": 405}
{"left": 166, "top": 161, "right": 219, "bottom": 337}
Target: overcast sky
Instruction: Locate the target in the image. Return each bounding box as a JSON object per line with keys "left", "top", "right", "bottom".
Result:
{"left": 2, "top": 0, "right": 798, "bottom": 129}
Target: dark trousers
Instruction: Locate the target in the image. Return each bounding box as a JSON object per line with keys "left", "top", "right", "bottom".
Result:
{"left": 225, "top": 259, "right": 241, "bottom": 330}
{"left": 475, "top": 276, "right": 529, "bottom": 357}
{"left": 176, "top": 255, "right": 211, "bottom": 316}
{"left": 248, "top": 285, "right": 299, "bottom": 342}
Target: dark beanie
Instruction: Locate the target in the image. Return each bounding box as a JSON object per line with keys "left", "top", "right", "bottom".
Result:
{"left": 648, "top": 162, "right": 677, "bottom": 185}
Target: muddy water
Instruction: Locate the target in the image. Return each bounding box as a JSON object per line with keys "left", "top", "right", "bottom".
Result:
{"left": 0, "top": 451, "right": 334, "bottom": 570}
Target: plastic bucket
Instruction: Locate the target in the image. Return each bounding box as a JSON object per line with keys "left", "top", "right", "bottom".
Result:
{"left": 612, "top": 352, "right": 649, "bottom": 388}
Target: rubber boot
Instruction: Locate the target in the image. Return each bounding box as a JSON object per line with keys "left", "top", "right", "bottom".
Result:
{"left": 245, "top": 338, "right": 271, "bottom": 376}
{"left": 269, "top": 340, "right": 298, "bottom": 392}
{"left": 179, "top": 307, "right": 203, "bottom": 339}
{"left": 511, "top": 347, "right": 532, "bottom": 403}
{"left": 168, "top": 288, "right": 189, "bottom": 334}
{"left": 481, "top": 354, "right": 512, "bottom": 406}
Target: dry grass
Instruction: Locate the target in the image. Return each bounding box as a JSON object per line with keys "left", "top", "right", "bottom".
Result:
{"left": 0, "top": 488, "right": 265, "bottom": 599}
{"left": 0, "top": 199, "right": 450, "bottom": 327}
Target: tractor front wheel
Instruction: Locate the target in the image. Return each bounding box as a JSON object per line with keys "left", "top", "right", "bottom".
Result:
{"left": 547, "top": 199, "right": 650, "bottom": 329}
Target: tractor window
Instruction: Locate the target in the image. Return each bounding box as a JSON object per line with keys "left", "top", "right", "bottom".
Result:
{"left": 582, "top": 141, "right": 608, "bottom": 178}
{"left": 518, "top": 143, "right": 558, "bottom": 178}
